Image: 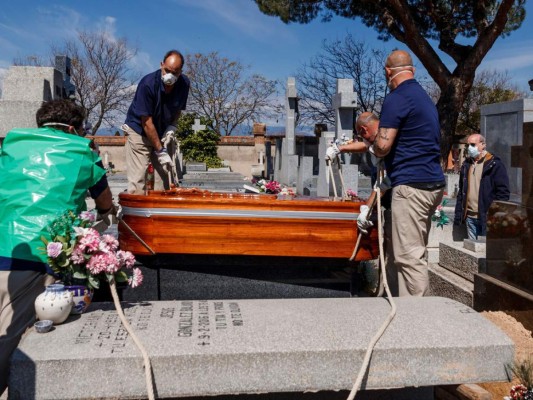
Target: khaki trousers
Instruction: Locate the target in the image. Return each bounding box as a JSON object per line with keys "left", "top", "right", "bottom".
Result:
{"left": 123, "top": 124, "right": 170, "bottom": 194}
{"left": 0, "top": 271, "right": 54, "bottom": 394}
{"left": 384, "top": 185, "right": 444, "bottom": 296}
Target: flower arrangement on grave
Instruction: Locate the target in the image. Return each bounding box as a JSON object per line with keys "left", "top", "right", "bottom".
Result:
{"left": 505, "top": 359, "right": 533, "bottom": 400}
{"left": 252, "top": 178, "right": 281, "bottom": 194}
{"left": 505, "top": 384, "right": 533, "bottom": 400}
{"left": 346, "top": 189, "right": 358, "bottom": 200}
{"left": 431, "top": 199, "right": 450, "bottom": 229}
{"left": 486, "top": 202, "right": 530, "bottom": 238}
{"left": 251, "top": 178, "right": 295, "bottom": 196}
{"left": 40, "top": 210, "right": 153, "bottom": 399}
{"left": 40, "top": 210, "right": 143, "bottom": 290}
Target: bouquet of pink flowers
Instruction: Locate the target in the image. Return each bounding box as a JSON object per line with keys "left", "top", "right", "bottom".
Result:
{"left": 252, "top": 178, "right": 282, "bottom": 194}
{"left": 40, "top": 210, "right": 143, "bottom": 290}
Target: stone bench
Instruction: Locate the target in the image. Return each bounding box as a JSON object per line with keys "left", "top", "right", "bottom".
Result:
{"left": 10, "top": 297, "right": 513, "bottom": 399}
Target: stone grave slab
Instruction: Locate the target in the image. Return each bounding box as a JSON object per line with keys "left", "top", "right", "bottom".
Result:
{"left": 10, "top": 297, "right": 513, "bottom": 399}
{"left": 186, "top": 162, "right": 207, "bottom": 172}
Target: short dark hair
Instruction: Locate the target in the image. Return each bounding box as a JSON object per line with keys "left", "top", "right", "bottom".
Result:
{"left": 163, "top": 49, "right": 184, "bottom": 67}
{"left": 36, "top": 99, "right": 85, "bottom": 132}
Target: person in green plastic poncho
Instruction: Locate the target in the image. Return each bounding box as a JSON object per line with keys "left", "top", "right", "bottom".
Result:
{"left": 0, "top": 99, "right": 114, "bottom": 395}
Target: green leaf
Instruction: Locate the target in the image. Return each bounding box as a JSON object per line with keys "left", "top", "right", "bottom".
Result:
{"left": 56, "top": 235, "right": 67, "bottom": 244}
{"left": 88, "top": 274, "right": 100, "bottom": 290}
{"left": 73, "top": 271, "right": 88, "bottom": 280}
{"left": 115, "top": 270, "right": 129, "bottom": 283}
{"left": 40, "top": 236, "right": 49, "bottom": 246}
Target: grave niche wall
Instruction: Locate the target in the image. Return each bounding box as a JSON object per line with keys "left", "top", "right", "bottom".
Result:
{"left": 0, "top": 66, "right": 65, "bottom": 138}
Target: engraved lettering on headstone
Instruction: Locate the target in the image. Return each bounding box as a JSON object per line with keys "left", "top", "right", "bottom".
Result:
{"left": 178, "top": 301, "right": 193, "bottom": 337}
{"left": 229, "top": 302, "right": 243, "bottom": 326}
{"left": 197, "top": 301, "right": 211, "bottom": 346}
{"left": 133, "top": 304, "right": 153, "bottom": 331}
{"left": 75, "top": 312, "right": 103, "bottom": 344}
{"left": 160, "top": 307, "right": 175, "bottom": 319}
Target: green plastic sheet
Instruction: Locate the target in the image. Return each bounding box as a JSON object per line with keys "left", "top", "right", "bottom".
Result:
{"left": 0, "top": 127, "right": 106, "bottom": 266}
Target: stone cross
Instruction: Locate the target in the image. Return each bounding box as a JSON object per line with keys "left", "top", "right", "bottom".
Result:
{"left": 191, "top": 119, "right": 206, "bottom": 134}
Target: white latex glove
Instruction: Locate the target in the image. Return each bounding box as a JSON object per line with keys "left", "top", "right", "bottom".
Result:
{"left": 357, "top": 205, "right": 374, "bottom": 235}
{"left": 155, "top": 148, "right": 173, "bottom": 172}
{"left": 325, "top": 142, "right": 340, "bottom": 161}
{"left": 93, "top": 204, "right": 118, "bottom": 233}
{"left": 161, "top": 125, "right": 177, "bottom": 147}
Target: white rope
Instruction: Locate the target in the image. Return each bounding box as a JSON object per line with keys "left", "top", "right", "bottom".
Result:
{"left": 336, "top": 157, "right": 348, "bottom": 200}
{"left": 327, "top": 160, "right": 339, "bottom": 199}
{"left": 109, "top": 280, "right": 155, "bottom": 400}
{"left": 346, "top": 183, "right": 397, "bottom": 400}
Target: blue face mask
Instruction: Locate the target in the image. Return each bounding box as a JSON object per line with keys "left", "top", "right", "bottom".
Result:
{"left": 467, "top": 144, "right": 480, "bottom": 159}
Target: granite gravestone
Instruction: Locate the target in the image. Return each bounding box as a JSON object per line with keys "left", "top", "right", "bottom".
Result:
{"left": 273, "top": 77, "right": 299, "bottom": 187}
{"left": 0, "top": 57, "right": 74, "bottom": 138}
{"left": 480, "top": 99, "right": 533, "bottom": 203}
{"left": 10, "top": 297, "right": 513, "bottom": 399}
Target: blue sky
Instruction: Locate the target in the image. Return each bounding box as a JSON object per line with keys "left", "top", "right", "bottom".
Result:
{"left": 1, "top": 0, "right": 533, "bottom": 97}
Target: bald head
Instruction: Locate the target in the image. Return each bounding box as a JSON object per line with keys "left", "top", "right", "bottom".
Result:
{"left": 356, "top": 112, "right": 378, "bottom": 130}
{"left": 355, "top": 112, "right": 379, "bottom": 143}
{"left": 386, "top": 50, "right": 413, "bottom": 68}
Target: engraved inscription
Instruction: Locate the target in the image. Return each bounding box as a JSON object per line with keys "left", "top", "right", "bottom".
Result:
{"left": 72, "top": 302, "right": 244, "bottom": 354}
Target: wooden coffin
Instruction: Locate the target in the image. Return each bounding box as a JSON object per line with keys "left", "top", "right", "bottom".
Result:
{"left": 118, "top": 189, "right": 378, "bottom": 261}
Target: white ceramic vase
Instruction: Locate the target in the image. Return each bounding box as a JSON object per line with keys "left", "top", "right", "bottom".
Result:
{"left": 34, "top": 283, "right": 73, "bottom": 324}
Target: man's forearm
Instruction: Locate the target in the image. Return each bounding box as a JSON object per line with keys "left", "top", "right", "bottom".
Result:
{"left": 142, "top": 118, "right": 162, "bottom": 151}
{"left": 94, "top": 186, "right": 113, "bottom": 212}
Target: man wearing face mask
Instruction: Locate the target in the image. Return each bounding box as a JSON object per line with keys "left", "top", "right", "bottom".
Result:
{"left": 122, "top": 49, "right": 190, "bottom": 194}
{"left": 373, "top": 50, "right": 445, "bottom": 297}
{"left": 454, "top": 133, "right": 510, "bottom": 240}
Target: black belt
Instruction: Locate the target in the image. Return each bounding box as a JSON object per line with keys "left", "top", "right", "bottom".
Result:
{"left": 406, "top": 181, "right": 446, "bottom": 191}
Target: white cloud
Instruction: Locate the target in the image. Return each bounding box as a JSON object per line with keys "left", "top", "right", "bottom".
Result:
{"left": 96, "top": 16, "right": 118, "bottom": 42}
{"left": 482, "top": 40, "right": 533, "bottom": 71}
{"left": 176, "top": 0, "right": 297, "bottom": 44}
{"left": 130, "top": 51, "right": 153, "bottom": 76}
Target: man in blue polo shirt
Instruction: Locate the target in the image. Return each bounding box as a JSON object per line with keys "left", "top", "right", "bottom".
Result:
{"left": 122, "top": 49, "right": 190, "bottom": 193}
{"left": 373, "top": 50, "right": 445, "bottom": 297}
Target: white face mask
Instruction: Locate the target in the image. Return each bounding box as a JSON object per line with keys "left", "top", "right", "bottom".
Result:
{"left": 467, "top": 144, "right": 480, "bottom": 159}
{"left": 162, "top": 72, "right": 178, "bottom": 86}
{"left": 386, "top": 65, "right": 413, "bottom": 89}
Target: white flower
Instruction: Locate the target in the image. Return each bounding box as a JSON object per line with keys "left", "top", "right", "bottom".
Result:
{"left": 73, "top": 226, "right": 92, "bottom": 237}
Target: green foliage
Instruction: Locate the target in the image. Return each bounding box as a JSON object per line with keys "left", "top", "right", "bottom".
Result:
{"left": 254, "top": 1, "right": 525, "bottom": 40}
{"left": 457, "top": 70, "right": 525, "bottom": 135}
{"left": 508, "top": 358, "right": 533, "bottom": 390}
{"left": 175, "top": 113, "right": 223, "bottom": 168}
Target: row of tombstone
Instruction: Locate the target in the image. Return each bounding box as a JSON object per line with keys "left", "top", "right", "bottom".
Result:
{"left": 272, "top": 77, "right": 364, "bottom": 198}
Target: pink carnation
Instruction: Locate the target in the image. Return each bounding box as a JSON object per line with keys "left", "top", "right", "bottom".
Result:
{"left": 79, "top": 211, "right": 96, "bottom": 222}
{"left": 117, "top": 250, "right": 136, "bottom": 269}
{"left": 129, "top": 267, "right": 144, "bottom": 288}
{"left": 70, "top": 245, "right": 87, "bottom": 265}
{"left": 78, "top": 228, "right": 101, "bottom": 253}
{"left": 86, "top": 252, "right": 119, "bottom": 275}
{"left": 46, "top": 242, "right": 63, "bottom": 258}
{"left": 101, "top": 235, "right": 119, "bottom": 252}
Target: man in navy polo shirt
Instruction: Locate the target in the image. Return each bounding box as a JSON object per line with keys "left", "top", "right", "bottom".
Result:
{"left": 122, "top": 49, "right": 190, "bottom": 193}
{"left": 373, "top": 50, "right": 445, "bottom": 297}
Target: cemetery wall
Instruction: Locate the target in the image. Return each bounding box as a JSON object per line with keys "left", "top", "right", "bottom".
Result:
{"left": 89, "top": 136, "right": 127, "bottom": 171}
{"left": 90, "top": 135, "right": 275, "bottom": 177}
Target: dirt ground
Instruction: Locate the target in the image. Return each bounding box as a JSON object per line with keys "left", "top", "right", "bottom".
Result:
{"left": 478, "top": 310, "right": 533, "bottom": 398}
